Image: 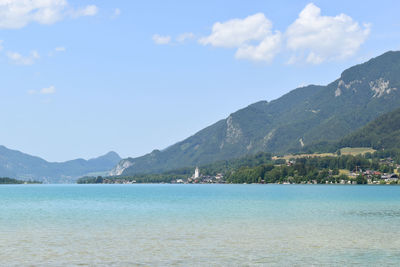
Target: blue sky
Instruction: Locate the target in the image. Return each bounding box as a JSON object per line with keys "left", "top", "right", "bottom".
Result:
{"left": 1, "top": 0, "right": 400, "bottom": 162}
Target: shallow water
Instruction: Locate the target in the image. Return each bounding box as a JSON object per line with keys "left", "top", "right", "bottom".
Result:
{"left": 1, "top": 184, "right": 400, "bottom": 266}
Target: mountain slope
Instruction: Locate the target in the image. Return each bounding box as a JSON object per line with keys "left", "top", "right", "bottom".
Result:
{"left": 338, "top": 107, "right": 400, "bottom": 149}
{"left": 0, "top": 146, "right": 121, "bottom": 183}
{"left": 114, "top": 51, "right": 400, "bottom": 176}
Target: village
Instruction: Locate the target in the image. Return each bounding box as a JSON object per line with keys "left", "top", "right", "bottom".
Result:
{"left": 282, "top": 158, "right": 400, "bottom": 185}
{"left": 98, "top": 162, "right": 400, "bottom": 185}
{"left": 97, "top": 167, "right": 226, "bottom": 184}
{"left": 171, "top": 167, "right": 226, "bottom": 184}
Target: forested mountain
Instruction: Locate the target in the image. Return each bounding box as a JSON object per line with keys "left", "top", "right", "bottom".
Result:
{"left": 113, "top": 51, "right": 400, "bottom": 176}
{"left": 0, "top": 146, "right": 121, "bottom": 183}
{"left": 338, "top": 107, "right": 400, "bottom": 149}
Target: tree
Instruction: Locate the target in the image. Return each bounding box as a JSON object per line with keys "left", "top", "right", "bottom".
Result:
{"left": 356, "top": 174, "right": 367, "bottom": 184}
{"left": 95, "top": 176, "right": 103, "bottom": 183}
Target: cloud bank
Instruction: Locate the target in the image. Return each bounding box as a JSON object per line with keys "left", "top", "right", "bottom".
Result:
{"left": 168, "top": 3, "right": 370, "bottom": 64}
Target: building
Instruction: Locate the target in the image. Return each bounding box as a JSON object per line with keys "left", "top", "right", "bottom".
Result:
{"left": 194, "top": 167, "right": 200, "bottom": 179}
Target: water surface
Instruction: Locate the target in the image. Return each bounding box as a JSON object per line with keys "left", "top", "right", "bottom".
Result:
{"left": 1, "top": 184, "right": 400, "bottom": 266}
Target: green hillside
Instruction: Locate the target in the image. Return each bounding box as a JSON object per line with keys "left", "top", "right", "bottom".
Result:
{"left": 114, "top": 51, "right": 400, "bottom": 176}
{"left": 338, "top": 107, "right": 400, "bottom": 149}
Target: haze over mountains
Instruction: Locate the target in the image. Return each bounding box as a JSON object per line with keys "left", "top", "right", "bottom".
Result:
{"left": 0, "top": 146, "right": 121, "bottom": 183}
{"left": 113, "top": 51, "right": 400, "bottom": 176}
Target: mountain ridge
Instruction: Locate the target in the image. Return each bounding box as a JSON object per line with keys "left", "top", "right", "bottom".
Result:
{"left": 112, "top": 50, "right": 400, "bottom": 176}
{"left": 0, "top": 145, "right": 121, "bottom": 183}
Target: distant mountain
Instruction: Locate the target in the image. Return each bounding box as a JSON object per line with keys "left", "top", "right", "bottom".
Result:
{"left": 113, "top": 51, "right": 400, "bottom": 176}
{"left": 0, "top": 146, "right": 121, "bottom": 183}
{"left": 337, "top": 107, "right": 400, "bottom": 150}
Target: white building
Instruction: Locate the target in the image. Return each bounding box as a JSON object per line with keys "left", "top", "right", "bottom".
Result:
{"left": 194, "top": 167, "right": 200, "bottom": 179}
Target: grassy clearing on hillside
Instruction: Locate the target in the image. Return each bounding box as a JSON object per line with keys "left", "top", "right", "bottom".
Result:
{"left": 273, "top": 147, "right": 376, "bottom": 161}
{"left": 340, "top": 147, "right": 376, "bottom": 155}
{"left": 273, "top": 153, "right": 336, "bottom": 161}
{"left": 339, "top": 169, "right": 350, "bottom": 175}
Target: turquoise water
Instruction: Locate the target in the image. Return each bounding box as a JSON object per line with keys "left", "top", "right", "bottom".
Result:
{"left": 1, "top": 184, "right": 400, "bottom": 266}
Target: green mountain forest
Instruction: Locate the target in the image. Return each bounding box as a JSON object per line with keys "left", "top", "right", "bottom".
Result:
{"left": 115, "top": 51, "right": 400, "bottom": 176}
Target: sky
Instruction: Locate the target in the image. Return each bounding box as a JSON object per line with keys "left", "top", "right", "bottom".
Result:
{"left": 1, "top": 0, "right": 400, "bottom": 162}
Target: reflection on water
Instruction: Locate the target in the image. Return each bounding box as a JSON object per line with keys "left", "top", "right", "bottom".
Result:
{"left": 1, "top": 184, "right": 400, "bottom": 266}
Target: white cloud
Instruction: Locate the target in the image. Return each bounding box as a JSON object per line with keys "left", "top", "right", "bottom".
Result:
{"left": 286, "top": 3, "right": 370, "bottom": 64}
{"left": 113, "top": 8, "right": 121, "bottom": 17}
{"left": 152, "top": 34, "right": 171, "bottom": 45}
{"left": 0, "top": 40, "right": 3, "bottom": 51}
{"left": 158, "top": 3, "right": 370, "bottom": 64}
{"left": 235, "top": 33, "right": 282, "bottom": 62}
{"left": 0, "top": 0, "right": 67, "bottom": 28}
{"left": 199, "top": 13, "right": 273, "bottom": 47}
{"left": 48, "top": 46, "right": 66, "bottom": 56}
{"left": 71, "top": 5, "right": 98, "bottom": 18}
{"left": 7, "top": 50, "right": 40, "bottom": 65}
{"left": 40, "top": 85, "right": 56, "bottom": 94}
{"left": 28, "top": 86, "right": 56, "bottom": 95}
{"left": 152, "top": 32, "right": 195, "bottom": 45}
{"left": 0, "top": 0, "right": 98, "bottom": 29}
{"left": 199, "top": 13, "right": 281, "bottom": 62}
{"left": 176, "top": 32, "right": 195, "bottom": 43}
{"left": 55, "top": 46, "right": 66, "bottom": 52}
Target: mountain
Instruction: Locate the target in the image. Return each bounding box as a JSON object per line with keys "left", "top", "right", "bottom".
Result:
{"left": 0, "top": 146, "right": 121, "bottom": 183}
{"left": 337, "top": 107, "right": 400, "bottom": 150}
{"left": 113, "top": 51, "right": 400, "bottom": 176}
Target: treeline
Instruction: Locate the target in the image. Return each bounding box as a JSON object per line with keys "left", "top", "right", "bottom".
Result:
{"left": 368, "top": 149, "right": 400, "bottom": 163}
{"left": 77, "top": 173, "right": 188, "bottom": 184}
{"left": 77, "top": 152, "right": 273, "bottom": 184}
{"left": 77, "top": 150, "right": 399, "bottom": 184}
{"left": 0, "top": 177, "right": 41, "bottom": 184}
{"left": 225, "top": 154, "right": 396, "bottom": 184}
{"left": 225, "top": 163, "right": 340, "bottom": 184}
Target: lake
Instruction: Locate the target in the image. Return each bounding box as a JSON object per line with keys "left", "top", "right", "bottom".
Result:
{"left": 1, "top": 184, "right": 400, "bottom": 266}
